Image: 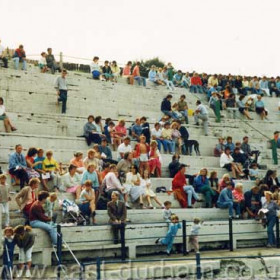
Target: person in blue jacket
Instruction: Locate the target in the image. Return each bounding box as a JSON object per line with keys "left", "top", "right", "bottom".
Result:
{"left": 155, "top": 214, "right": 182, "bottom": 255}
{"left": 2, "top": 227, "right": 15, "bottom": 280}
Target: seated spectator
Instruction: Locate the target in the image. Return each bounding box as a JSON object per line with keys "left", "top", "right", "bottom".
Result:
{"left": 190, "top": 73, "right": 203, "bottom": 93}
{"left": 134, "top": 135, "right": 150, "bottom": 177}
{"left": 220, "top": 147, "right": 245, "bottom": 179}
{"left": 70, "top": 152, "right": 85, "bottom": 174}
{"left": 103, "top": 164, "right": 124, "bottom": 200}
{"left": 15, "top": 178, "right": 39, "bottom": 221}
{"left": 209, "top": 171, "right": 219, "bottom": 205}
{"left": 33, "top": 148, "right": 48, "bottom": 190}
{"left": 13, "top": 44, "right": 27, "bottom": 70}
{"left": 208, "top": 74, "right": 219, "bottom": 89}
{"left": 241, "top": 136, "right": 260, "bottom": 163}
{"left": 84, "top": 115, "right": 98, "bottom": 146}
{"left": 104, "top": 117, "right": 112, "bottom": 142}
{"left": 100, "top": 162, "right": 110, "bottom": 181}
{"left": 172, "top": 164, "right": 201, "bottom": 208}
{"left": 98, "top": 139, "right": 117, "bottom": 164}
{"left": 9, "top": 144, "right": 29, "bottom": 189}
{"left": 142, "top": 170, "right": 163, "bottom": 208}
{"left": 131, "top": 118, "right": 143, "bottom": 141}
{"left": 168, "top": 154, "right": 181, "bottom": 178}
{"left": 268, "top": 77, "right": 280, "bottom": 97}
{"left": 217, "top": 183, "right": 240, "bottom": 218}
{"left": 259, "top": 77, "right": 270, "bottom": 96}
{"left": 171, "top": 122, "right": 183, "bottom": 153}
{"left": 173, "top": 70, "right": 183, "bottom": 87}
{"left": 102, "top": 60, "right": 113, "bottom": 81}
{"left": 181, "top": 72, "right": 191, "bottom": 89}
{"left": 151, "top": 122, "right": 167, "bottom": 153}
{"left": 249, "top": 163, "right": 260, "bottom": 180}
{"left": 242, "top": 77, "right": 252, "bottom": 95}
{"left": 262, "top": 170, "right": 280, "bottom": 190}
{"left": 108, "top": 121, "right": 122, "bottom": 150}
{"left": 122, "top": 61, "right": 134, "bottom": 85}
{"left": 162, "top": 122, "right": 175, "bottom": 154}
{"left": 232, "top": 183, "right": 245, "bottom": 217}
{"left": 255, "top": 95, "right": 268, "bottom": 120}
{"left": 177, "top": 95, "right": 188, "bottom": 124}
{"left": 148, "top": 140, "right": 162, "bottom": 177}
{"left": 116, "top": 152, "right": 133, "bottom": 181}
{"left": 132, "top": 62, "right": 146, "bottom": 86}
{"left": 25, "top": 147, "right": 40, "bottom": 181}
{"left": 39, "top": 52, "right": 48, "bottom": 73}
{"left": 156, "top": 67, "right": 165, "bottom": 85}
{"left": 225, "top": 93, "right": 236, "bottom": 109}
{"left": 148, "top": 65, "right": 161, "bottom": 85}
{"left": 117, "top": 137, "right": 132, "bottom": 161}
{"left": 225, "top": 136, "right": 235, "bottom": 153}
{"left": 90, "top": 56, "right": 101, "bottom": 80}
{"left": 140, "top": 116, "right": 151, "bottom": 144}
{"left": 194, "top": 168, "right": 215, "bottom": 208}
{"left": 59, "top": 165, "right": 82, "bottom": 197}
{"left": 232, "top": 147, "right": 247, "bottom": 168}
{"left": 29, "top": 191, "right": 57, "bottom": 245}
{"left": 83, "top": 149, "right": 100, "bottom": 170}
{"left": 162, "top": 66, "right": 175, "bottom": 91}
{"left": 0, "top": 40, "right": 8, "bottom": 68}
{"left": 214, "top": 137, "right": 225, "bottom": 157}
{"left": 171, "top": 103, "right": 183, "bottom": 120}
{"left": 107, "top": 191, "right": 127, "bottom": 244}
{"left": 237, "top": 95, "right": 253, "bottom": 120}
{"left": 46, "top": 48, "right": 61, "bottom": 74}
{"left": 115, "top": 119, "right": 127, "bottom": 140}
{"left": 111, "top": 61, "right": 120, "bottom": 82}
{"left": 245, "top": 96, "right": 255, "bottom": 112}
{"left": 124, "top": 165, "right": 145, "bottom": 208}
{"left": 42, "top": 150, "right": 60, "bottom": 191}
{"left": 81, "top": 164, "right": 99, "bottom": 192}
{"left": 0, "top": 97, "right": 17, "bottom": 132}
{"left": 218, "top": 173, "right": 232, "bottom": 192}
{"left": 78, "top": 180, "right": 96, "bottom": 224}
{"left": 244, "top": 186, "right": 261, "bottom": 218}
{"left": 161, "top": 94, "right": 176, "bottom": 119}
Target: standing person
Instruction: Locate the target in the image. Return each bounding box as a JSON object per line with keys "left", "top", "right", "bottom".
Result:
{"left": 107, "top": 191, "right": 127, "bottom": 244}
{"left": 188, "top": 218, "right": 203, "bottom": 253}
{"left": 194, "top": 100, "right": 209, "bottom": 136}
{"left": 46, "top": 48, "right": 61, "bottom": 74}
{"left": 15, "top": 178, "right": 39, "bottom": 222}
{"left": 13, "top": 225, "right": 35, "bottom": 278}
{"left": 1, "top": 227, "right": 15, "bottom": 280}
{"left": 8, "top": 144, "right": 29, "bottom": 189}
{"left": 0, "top": 174, "right": 11, "bottom": 227}
{"left": 163, "top": 201, "right": 173, "bottom": 223}
{"left": 55, "top": 69, "right": 68, "bottom": 114}
{"left": 263, "top": 191, "right": 279, "bottom": 247}
{"left": 0, "top": 39, "right": 8, "bottom": 68}
{"left": 29, "top": 191, "right": 57, "bottom": 246}
{"left": 155, "top": 214, "right": 182, "bottom": 256}
{"left": 13, "top": 44, "right": 27, "bottom": 70}
{"left": 135, "top": 135, "right": 150, "bottom": 177}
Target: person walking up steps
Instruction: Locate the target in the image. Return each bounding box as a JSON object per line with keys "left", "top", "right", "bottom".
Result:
{"left": 55, "top": 69, "right": 68, "bottom": 114}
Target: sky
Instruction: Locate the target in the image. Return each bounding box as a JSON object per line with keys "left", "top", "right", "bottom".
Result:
{"left": 1, "top": 0, "right": 280, "bottom": 76}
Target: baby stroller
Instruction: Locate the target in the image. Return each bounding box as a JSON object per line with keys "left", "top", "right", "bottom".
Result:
{"left": 61, "top": 199, "right": 87, "bottom": 226}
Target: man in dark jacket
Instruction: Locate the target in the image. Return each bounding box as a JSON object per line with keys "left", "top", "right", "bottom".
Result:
{"left": 107, "top": 191, "right": 127, "bottom": 244}
{"left": 176, "top": 120, "right": 189, "bottom": 155}
{"left": 161, "top": 94, "right": 175, "bottom": 118}
{"left": 244, "top": 186, "right": 261, "bottom": 218}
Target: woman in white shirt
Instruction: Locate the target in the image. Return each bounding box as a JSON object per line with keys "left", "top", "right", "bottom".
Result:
{"left": 220, "top": 147, "right": 245, "bottom": 179}
{"left": 151, "top": 123, "right": 167, "bottom": 153}
{"left": 0, "top": 97, "right": 16, "bottom": 132}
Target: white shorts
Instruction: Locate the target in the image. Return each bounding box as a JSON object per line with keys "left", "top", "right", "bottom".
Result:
{"left": 19, "top": 246, "right": 33, "bottom": 263}
{"left": 139, "top": 154, "right": 148, "bottom": 162}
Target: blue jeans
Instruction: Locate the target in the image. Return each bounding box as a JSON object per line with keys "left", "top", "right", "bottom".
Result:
{"left": 164, "top": 139, "right": 175, "bottom": 153}
{"left": 161, "top": 110, "right": 176, "bottom": 119}
{"left": 134, "top": 76, "right": 146, "bottom": 86}
{"left": 155, "top": 139, "right": 167, "bottom": 152}
{"left": 183, "top": 185, "right": 199, "bottom": 206}
{"left": 30, "top": 220, "right": 57, "bottom": 245}
{"left": 13, "top": 57, "right": 27, "bottom": 70}
{"left": 58, "top": 90, "right": 68, "bottom": 113}
{"left": 217, "top": 201, "right": 240, "bottom": 217}
{"left": 267, "top": 215, "right": 276, "bottom": 245}
{"left": 179, "top": 110, "right": 188, "bottom": 124}
{"left": 190, "top": 85, "right": 203, "bottom": 93}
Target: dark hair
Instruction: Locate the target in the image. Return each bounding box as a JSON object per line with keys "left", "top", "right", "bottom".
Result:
{"left": 105, "top": 118, "right": 112, "bottom": 125}
{"left": 15, "top": 144, "right": 22, "bottom": 149}
{"left": 27, "top": 147, "right": 38, "bottom": 157}
{"left": 93, "top": 56, "right": 99, "bottom": 61}
{"left": 225, "top": 147, "right": 231, "bottom": 151}
{"left": 172, "top": 154, "right": 180, "bottom": 161}
{"left": 88, "top": 115, "right": 94, "bottom": 121}
{"left": 47, "top": 48, "right": 52, "bottom": 52}
{"left": 127, "top": 61, "right": 132, "bottom": 65}
{"left": 179, "top": 164, "right": 186, "bottom": 171}
{"left": 180, "top": 94, "right": 186, "bottom": 99}
{"left": 196, "top": 100, "right": 201, "bottom": 105}
{"left": 68, "top": 164, "right": 77, "bottom": 172}
{"left": 243, "top": 136, "right": 248, "bottom": 140}
{"left": 105, "top": 60, "right": 109, "bottom": 63}
{"left": 101, "top": 138, "right": 108, "bottom": 143}
{"left": 38, "top": 191, "right": 49, "bottom": 201}
{"left": 124, "top": 152, "right": 131, "bottom": 160}
{"left": 41, "top": 52, "right": 46, "bottom": 56}
{"left": 239, "top": 95, "right": 245, "bottom": 101}
{"left": 140, "top": 116, "right": 147, "bottom": 121}
{"left": 108, "top": 121, "right": 115, "bottom": 126}
{"left": 166, "top": 94, "right": 173, "bottom": 99}
{"left": 164, "top": 201, "right": 171, "bottom": 206}
{"left": 103, "top": 162, "right": 110, "bottom": 169}
{"left": 95, "top": 116, "right": 102, "bottom": 124}
{"left": 112, "top": 61, "right": 117, "bottom": 65}
{"left": 0, "top": 97, "right": 3, "bottom": 104}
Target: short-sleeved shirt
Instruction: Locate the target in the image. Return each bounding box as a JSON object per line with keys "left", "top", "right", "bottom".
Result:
{"left": 196, "top": 104, "right": 208, "bottom": 115}
{"left": 178, "top": 100, "right": 187, "bottom": 111}
{"left": 79, "top": 189, "right": 91, "bottom": 203}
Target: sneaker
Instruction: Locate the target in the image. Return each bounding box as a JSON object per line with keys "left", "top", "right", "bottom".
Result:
{"left": 125, "top": 202, "right": 131, "bottom": 209}
{"left": 17, "top": 269, "right": 24, "bottom": 278}
{"left": 155, "top": 238, "right": 160, "bottom": 244}
{"left": 25, "top": 269, "right": 31, "bottom": 278}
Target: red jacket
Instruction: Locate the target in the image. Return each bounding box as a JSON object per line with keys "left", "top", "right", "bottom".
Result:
{"left": 172, "top": 171, "right": 186, "bottom": 191}
{"left": 191, "top": 76, "right": 202, "bottom": 86}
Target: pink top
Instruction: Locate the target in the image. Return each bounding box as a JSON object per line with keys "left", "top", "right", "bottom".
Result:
{"left": 122, "top": 66, "right": 131, "bottom": 76}
{"left": 232, "top": 189, "right": 244, "bottom": 202}
{"left": 132, "top": 65, "right": 140, "bottom": 77}
{"left": 115, "top": 125, "right": 127, "bottom": 137}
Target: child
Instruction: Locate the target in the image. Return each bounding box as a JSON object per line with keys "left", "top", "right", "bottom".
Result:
{"left": 156, "top": 214, "right": 181, "bottom": 255}
{"left": 249, "top": 163, "right": 260, "bottom": 180}
{"left": 13, "top": 225, "right": 35, "bottom": 278}
{"left": 141, "top": 170, "right": 163, "bottom": 209}
{"left": 163, "top": 201, "right": 173, "bottom": 223}
{"left": 0, "top": 174, "right": 11, "bottom": 227}
{"left": 188, "top": 218, "right": 203, "bottom": 253}
{"left": 2, "top": 227, "right": 15, "bottom": 280}
{"left": 44, "top": 192, "right": 58, "bottom": 224}
{"left": 39, "top": 52, "right": 48, "bottom": 73}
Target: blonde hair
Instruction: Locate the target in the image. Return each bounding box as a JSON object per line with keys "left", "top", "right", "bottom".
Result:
{"left": 87, "top": 149, "right": 95, "bottom": 156}
{"left": 0, "top": 174, "right": 7, "bottom": 180}
{"left": 87, "top": 163, "right": 96, "bottom": 170}
{"left": 150, "top": 140, "right": 158, "bottom": 147}
{"left": 46, "top": 150, "right": 53, "bottom": 156}
{"left": 222, "top": 173, "right": 230, "bottom": 180}
{"left": 235, "top": 183, "right": 243, "bottom": 191}
{"left": 170, "top": 122, "right": 178, "bottom": 129}
{"left": 193, "top": 218, "right": 201, "bottom": 224}
{"left": 84, "top": 180, "right": 92, "bottom": 187}
{"left": 49, "top": 192, "right": 57, "bottom": 200}
{"left": 199, "top": 168, "right": 208, "bottom": 176}
{"left": 171, "top": 214, "right": 179, "bottom": 221}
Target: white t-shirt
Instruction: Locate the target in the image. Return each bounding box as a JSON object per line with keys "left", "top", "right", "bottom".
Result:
{"left": 0, "top": 105, "right": 5, "bottom": 116}
{"left": 39, "top": 57, "right": 47, "bottom": 65}
{"left": 117, "top": 143, "right": 132, "bottom": 159}
{"left": 151, "top": 128, "right": 162, "bottom": 138}
{"left": 196, "top": 104, "right": 208, "bottom": 115}
{"left": 220, "top": 153, "right": 233, "bottom": 168}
